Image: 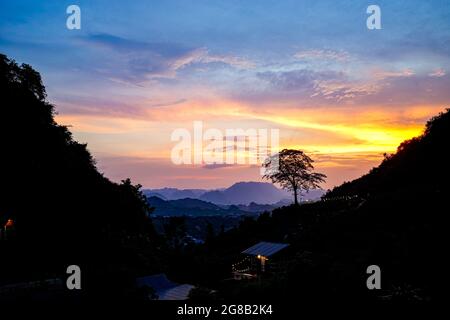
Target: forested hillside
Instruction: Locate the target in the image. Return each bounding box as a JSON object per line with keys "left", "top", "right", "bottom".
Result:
{"left": 0, "top": 54, "right": 161, "bottom": 299}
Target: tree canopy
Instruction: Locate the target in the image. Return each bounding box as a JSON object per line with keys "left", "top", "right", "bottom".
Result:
{"left": 263, "top": 149, "right": 326, "bottom": 205}
{"left": 0, "top": 53, "right": 159, "bottom": 296}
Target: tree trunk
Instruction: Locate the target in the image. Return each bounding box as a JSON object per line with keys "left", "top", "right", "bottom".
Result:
{"left": 293, "top": 187, "right": 299, "bottom": 205}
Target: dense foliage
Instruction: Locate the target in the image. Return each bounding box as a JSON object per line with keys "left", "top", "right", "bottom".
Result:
{"left": 0, "top": 54, "right": 162, "bottom": 299}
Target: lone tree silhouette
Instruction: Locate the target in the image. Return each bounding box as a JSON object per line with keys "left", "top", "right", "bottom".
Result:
{"left": 263, "top": 149, "right": 326, "bottom": 205}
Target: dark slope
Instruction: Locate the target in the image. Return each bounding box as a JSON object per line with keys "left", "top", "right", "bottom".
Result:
{"left": 147, "top": 196, "right": 245, "bottom": 216}
{"left": 325, "top": 109, "right": 450, "bottom": 198}
{"left": 0, "top": 54, "right": 159, "bottom": 298}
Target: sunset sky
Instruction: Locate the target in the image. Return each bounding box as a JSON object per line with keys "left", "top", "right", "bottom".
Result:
{"left": 1, "top": 0, "right": 449, "bottom": 189}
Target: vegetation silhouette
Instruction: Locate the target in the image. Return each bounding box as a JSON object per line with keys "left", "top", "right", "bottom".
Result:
{"left": 263, "top": 149, "right": 326, "bottom": 205}
{"left": 0, "top": 54, "right": 163, "bottom": 300}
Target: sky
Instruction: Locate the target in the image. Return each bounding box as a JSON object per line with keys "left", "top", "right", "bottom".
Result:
{"left": 1, "top": 0, "right": 449, "bottom": 189}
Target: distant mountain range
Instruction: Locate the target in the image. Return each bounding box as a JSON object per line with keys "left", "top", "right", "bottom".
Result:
{"left": 144, "top": 181, "right": 324, "bottom": 206}
{"left": 144, "top": 188, "right": 206, "bottom": 201}
{"left": 147, "top": 196, "right": 292, "bottom": 217}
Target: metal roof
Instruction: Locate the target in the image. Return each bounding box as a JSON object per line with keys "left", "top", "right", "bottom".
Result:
{"left": 136, "top": 273, "right": 195, "bottom": 300}
{"left": 159, "top": 284, "right": 195, "bottom": 300}
{"left": 242, "top": 241, "right": 289, "bottom": 257}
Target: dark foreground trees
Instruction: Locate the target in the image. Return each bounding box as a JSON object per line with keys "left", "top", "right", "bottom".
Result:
{"left": 0, "top": 53, "right": 161, "bottom": 300}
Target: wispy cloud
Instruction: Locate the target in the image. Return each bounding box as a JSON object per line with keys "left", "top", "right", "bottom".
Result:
{"left": 171, "top": 47, "right": 255, "bottom": 70}
{"left": 256, "top": 68, "right": 381, "bottom": 102}
{"left": 54, "top": 95, "right": 147, "bottom": 118}
{"left": 257, "top": 69, "right": 344, "bottom": 91}
{"left": 82, "top": 33, "right": 254, "bottom": 83}
{"left": 294, "top": 49, "right": 350, "bottom": 62}
{"left": 429, "top": 68, "right": 446, "bottom": 77}
{"left": 311, "top": 80, "right": 381, "bottom": 101}
{"left": 149, "top": 99, "right": 187, "bottom": 108}
{"left": 372, "top": 68, "right": 415, "bottom": 80}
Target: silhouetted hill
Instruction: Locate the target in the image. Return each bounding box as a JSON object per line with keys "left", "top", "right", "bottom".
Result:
{"left": 147, "top": 196, "right": 255, "bottom": 217}
{"left": 0, "top": 54, "right": 159, "bottom": 298}
{"left": 325, "top": 109, "right": 450, "bottom": 198}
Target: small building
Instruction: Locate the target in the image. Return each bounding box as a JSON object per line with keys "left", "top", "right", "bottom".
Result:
{"left": 232, "top": 241, "right": 289, "bottom": 280}
{"left": 136, "top": 273, "right": 195, "bottom": 300}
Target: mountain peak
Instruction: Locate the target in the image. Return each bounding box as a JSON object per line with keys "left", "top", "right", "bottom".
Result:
{"left": 200, "top": 181, "right": 290, "bottom": 205}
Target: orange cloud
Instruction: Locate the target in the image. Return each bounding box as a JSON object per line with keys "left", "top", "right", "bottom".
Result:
{"left": 56, "top": 98, "right": 445, "bottom": 188}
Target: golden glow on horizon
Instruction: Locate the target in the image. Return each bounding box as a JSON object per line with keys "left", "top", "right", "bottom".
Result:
{"left": 231, "top": 105, "right": 432, "bottom": 155}
{"left": 55, "top": 103, "right": 443, "bottom": 172}
{"left": 255, "top": 115, "right": 423, "bottom": 153}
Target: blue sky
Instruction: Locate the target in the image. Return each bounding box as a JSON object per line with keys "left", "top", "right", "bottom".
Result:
{"left": 1, "top": 1, "right": 449, "bottom": 188}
